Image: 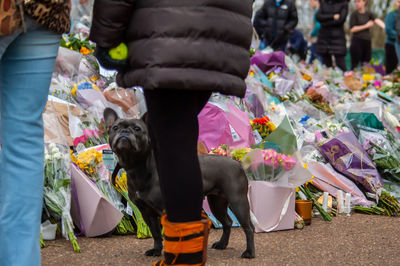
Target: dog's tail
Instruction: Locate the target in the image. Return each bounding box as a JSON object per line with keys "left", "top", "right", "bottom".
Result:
{"left": 111, "top": 163, "right": 122, "bottom": 186}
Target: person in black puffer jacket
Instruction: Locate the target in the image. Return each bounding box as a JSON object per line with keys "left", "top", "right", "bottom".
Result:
{"left": 253, "top": 0, "right": 298, "bottom": 51}
{"left": 316, "top": 0, "right": 349, "bottom": 71}
{"left": 89, "top": 0, "right": 253, "bottom": 265}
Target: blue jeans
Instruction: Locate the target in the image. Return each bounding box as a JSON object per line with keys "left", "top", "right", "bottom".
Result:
{"left": 0, "top": 17, "right": 61, "bottom": 266}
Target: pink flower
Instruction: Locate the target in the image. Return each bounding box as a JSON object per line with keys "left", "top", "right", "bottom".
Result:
{"left": 93, "top": 130, "right": 100, "bottom": 140}
{"left": 280, "top": 155, "right": 297, "bottom": 170}
{"left": 83, "top": 129, "right": 94, "bottom": 139}
{"left": 373, "top": 80, "right": 382, "bottom": 88}
{"left": 262, "top": 149, "right": 281, "bottom": 169}
{"left": 73, "top": 135, "right": 87, "bottom": 146}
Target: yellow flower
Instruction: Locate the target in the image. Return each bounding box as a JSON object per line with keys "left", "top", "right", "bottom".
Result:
{"left": 72, "top": 149, "right": 103, "bottom": 176}
{"left": 362, "top": 74, "right": 374, "bottom": 82}
{"left": 266, "top": 122, "right": 276, "bottom": 131}
{"left": 71, "top": 87, "right": 77, "bottom": 96}
{"left": 303, "top": 163, "right": 314, "bottom": 185}
{"left": 114, "top": 171, "right": 128, "bottom": 193}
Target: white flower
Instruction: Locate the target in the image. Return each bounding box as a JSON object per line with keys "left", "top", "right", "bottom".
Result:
{"left": 53, "top": 152, "right": 63, "bottom": 160}
{"left": 385, "top": 111, "right": 400, "bottom": 127}
{"left": 48, "top": 143, "right": 57, "bottom": 150}
{"left": 45, "top": 154, "right": 51, "bottom": 161}
{"left": 50, "top": 146, "right": 59, "bottom": 155}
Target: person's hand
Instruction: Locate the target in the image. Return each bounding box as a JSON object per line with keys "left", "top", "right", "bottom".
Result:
{"left": 366, "top": 20, "right": 374, "bottom": 28}
{"left": 94, "top": 46, "right": 129, "bottom": 71}
{"left": 333, "top": 14, "right": 340, "bottom": 20}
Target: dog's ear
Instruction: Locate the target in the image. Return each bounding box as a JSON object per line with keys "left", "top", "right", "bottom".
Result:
{"left": 141, "top": 112, "right": 148, "bottom": 125}
{"left": 103, "top": 108, "right": 119, "bottom": 131}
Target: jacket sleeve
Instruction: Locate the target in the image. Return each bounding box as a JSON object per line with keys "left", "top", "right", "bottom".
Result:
{"left": 283, "top": 2, "right": 298, "bottom": 32}
{"left": 253, "top": 4, "right": 269, "bottom": 38}
{"left": 310, "top": 12, "right": 321, "bottom": 36}
{"left": 89, "top": 0, "right": 135, "bottom": 48}
{"left": 318, "top": 2, "right": 348, "bottom": 27}
{"left": 316, "top": 3, "right": 333, "bottom": 23}
{"left": 385, "top": 12, "right": 397, "bottom": 40}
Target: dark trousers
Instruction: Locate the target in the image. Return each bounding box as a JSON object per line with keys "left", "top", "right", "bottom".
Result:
{"left": 309, "top": 43, "right": 322, "bottom": 64}
{"left": 321, "top": 54, "right": 346, "bottom": 71}
{"left": 385, "top": 43, "right": 398, "bottom": 74}
{"left": 143, "top": 89, "right": 211, "bottom": 223}
{"left": 350, "top": 37, "right": 371, "bottom": 70}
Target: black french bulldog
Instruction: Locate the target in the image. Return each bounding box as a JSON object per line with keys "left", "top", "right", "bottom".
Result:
{"left": 103, "top": 108, "right": 255, "bottom": 259}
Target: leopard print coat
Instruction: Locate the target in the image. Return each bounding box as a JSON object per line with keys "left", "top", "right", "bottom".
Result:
{"left": 24, "top": 0, "right": 70, "bottom": 34}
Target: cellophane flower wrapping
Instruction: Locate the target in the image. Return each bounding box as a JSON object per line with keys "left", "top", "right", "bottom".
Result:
{"left": 346, "top": 112, "right": 400, "bottom": 185}
{"left": 71, "top": 148, "right": 123, "bottom": 210}
{"left": 241, "top": 149, "right": 309, "bottom": 188}
{"left": 318, "top": 131, "right": 384, "bottom": 195}
{"left": 44, "top": 143, "right": 80, "bottom": 252}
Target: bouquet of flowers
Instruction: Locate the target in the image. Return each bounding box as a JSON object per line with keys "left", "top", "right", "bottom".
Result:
{"left": 304, "top": 82, "right": 333, "bottom": 114}
{"left": 60, "top": 33, "right": 95, "bottom": 55}
{"left": 241, "top": 148, "right": 297, "bottom": 181}
{"left": 208, "top": 144, "right": 228, "bottom": 156}
{"left": 318, "top": 131, "right": 384, "bottom": 195}
{"left": 71, "top": 148, "right": 134, "bottom": 235}
{"left": 113, "top": 171, "right": 152, "bottom": 238}
{"left": 73, "top": 118, "right": 109, "bottom": 148}
{"left": 230, "top": 147, "right": 252, "bottom": 162}
{"left": 251, "top": 116, "right": 276, "bottom": 139}
{"left": 364, "top": 131, "right": 400, "bottom": 184}
{"left": 43, "top": 143, "right": 80, "bottom": 252}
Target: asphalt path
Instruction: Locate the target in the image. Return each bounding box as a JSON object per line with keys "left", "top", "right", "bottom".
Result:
{"left": 42, "top": 213, "right": 400, "bottom": 265}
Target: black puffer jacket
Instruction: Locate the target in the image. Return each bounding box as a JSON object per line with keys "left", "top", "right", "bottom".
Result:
{"left": 89, "top": 0, "right": 253, "bottom": 98}
{"left": 316, "top": 0, "right": 349, "bottom": 56}
{"left": 253, "top": 0, "right": 298, "bottom": 49}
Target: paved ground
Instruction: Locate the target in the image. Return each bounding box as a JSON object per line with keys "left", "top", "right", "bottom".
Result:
{"left": 42, "top": 213, "right": 400, "bottom": 265}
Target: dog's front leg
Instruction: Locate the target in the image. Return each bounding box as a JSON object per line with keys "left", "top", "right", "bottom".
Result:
{"left": 144, "top": 214, "right": 163, "bottom": 256}
{"left": 137, "top": 202, "right": 163, "bottom": 256}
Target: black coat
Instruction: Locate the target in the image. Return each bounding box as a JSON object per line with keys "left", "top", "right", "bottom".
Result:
{"left": 253, "top": 0, "right": 298, "bottom": 49}
{"left": 89, "top": 0, "right": 253, "bottom": 98}
{"left": 315, "top": 0, "right": 349, "bottom": 56}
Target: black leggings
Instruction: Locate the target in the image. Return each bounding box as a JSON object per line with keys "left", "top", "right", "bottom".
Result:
{"left": 321, "top": 54, "right": 346, "bottom": 71}
{"left": 350, "top": 37, "right": 371, "bottom": 70}
{"left": 385, "top": 43, "right": 398, "bottom": 74}
{"left": 144, "top": 89, "right": 211, "bottom": 223}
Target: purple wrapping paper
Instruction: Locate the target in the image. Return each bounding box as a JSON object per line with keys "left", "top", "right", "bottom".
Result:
{"left": 250, "top": 51, "right": 288, "bottom": 73}
{"left": 244, "top": 87, "right": 265, "bottom": 118}
{"left": 318, "top": 131, "right": 383, "bottom": 194}
{"left": 363, "top": 63, "right": 386, "bottom": 76}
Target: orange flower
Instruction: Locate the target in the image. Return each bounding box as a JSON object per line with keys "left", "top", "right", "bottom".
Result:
{"left": 80, "top": 47, "right": 92, "bottom": 55}
{"left": 302, "top": 74, "right": 312, "bottom": 81}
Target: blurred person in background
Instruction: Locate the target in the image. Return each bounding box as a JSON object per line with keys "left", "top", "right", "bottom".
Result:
{"left": 308, "top": 0, "right": 322, "bottom": 64}
{"left": 253, "top": 0, "right": 298, "bottom": 51}
{"left": 315, "top": 0, "right": 349, "bottom": 71}
{"left": 349, "top": 0, "right": 385, "bottom": 70}
{"left": 384, "top": 0, "right": 400, "bottom": 74}
{"left": 287, "top": 29, "right": 308, "bottom": 62}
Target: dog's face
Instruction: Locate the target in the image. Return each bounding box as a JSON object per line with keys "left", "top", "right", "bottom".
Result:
{"left": 103, "top": 108, "right": 151, "bottom": 160}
